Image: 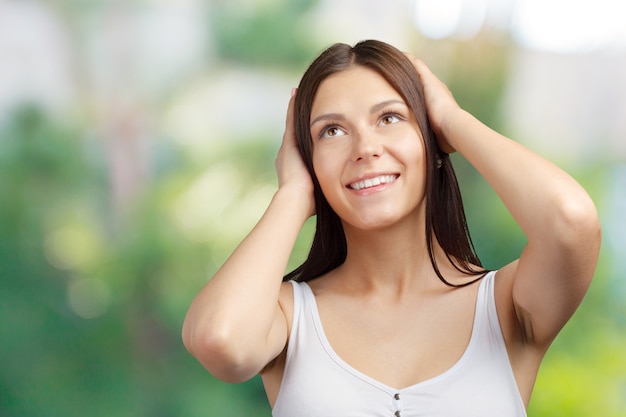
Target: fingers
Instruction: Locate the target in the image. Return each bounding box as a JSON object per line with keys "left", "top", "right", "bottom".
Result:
{"left": 404, "top": 53, "right": 447, "bottom": 98}
{"left": 276, "top": 88, "right": 302, "bottom": 173}
{"left": 282, "top": 88, "right": 298, "bottom": 150}
{"left": 283, "top": 88, "right": 297, "bottom": 138}
{"left": 403, "top": 53, "right": 458, "bottom": 154}
{"left": 410, "top": 56, "right": 428, "bottom": 75}
{"left": 404, "top": 52, "right": 426, "bottom": 75}
{"left": 405, "top": 54, "right": 440, "bottom": 88}
{"left": 274, "top": 89, "right": 316, "bottom": 216}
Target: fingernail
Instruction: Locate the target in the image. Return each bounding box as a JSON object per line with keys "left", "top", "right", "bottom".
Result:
{"left": 291, "top": 88, "right": 297, "bottom": 97}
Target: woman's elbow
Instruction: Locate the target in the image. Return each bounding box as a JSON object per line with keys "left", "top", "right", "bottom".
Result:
{"left": 182, "top": 319, "right": 258, "bottom": 383}
{"left": 555, "top": 193, "right": 602, "bottom": 251}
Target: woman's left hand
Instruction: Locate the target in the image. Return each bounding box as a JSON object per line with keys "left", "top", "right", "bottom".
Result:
{"left": 407, "top": 54, "right": 601, "bottom": 358}
{"left": 406, "top": 55, "right": 459, "bottom": 154}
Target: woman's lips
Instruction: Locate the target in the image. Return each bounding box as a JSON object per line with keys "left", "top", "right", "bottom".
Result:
{"left": 347, "top": 174, "right": 399, "bottom": 191}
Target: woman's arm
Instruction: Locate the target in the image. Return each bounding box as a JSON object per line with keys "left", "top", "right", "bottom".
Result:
{"left": 412, "top": 58, "right": 601, "bottom": 348}
{"left": 182, "top": 91, "right": 314, "bottom": 382}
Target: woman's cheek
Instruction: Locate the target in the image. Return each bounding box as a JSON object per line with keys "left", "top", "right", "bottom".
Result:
{"left": 313, "top": 152, "right": 342, "bottom": 201}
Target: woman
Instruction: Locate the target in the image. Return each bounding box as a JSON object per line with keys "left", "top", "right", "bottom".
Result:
{"left": 182, "top": 40, "right": 601, "bottom": 416}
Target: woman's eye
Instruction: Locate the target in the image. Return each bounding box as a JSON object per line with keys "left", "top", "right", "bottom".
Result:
{"left": 321, "top": 126, "right": 345, "bottom": 139}
{"left": 380, "top": 114, "right": 400, "bottom": 126}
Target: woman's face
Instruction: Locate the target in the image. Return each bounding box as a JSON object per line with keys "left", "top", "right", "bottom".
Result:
{"left": 310, "top": 65, "right": 427, "bottom": 231}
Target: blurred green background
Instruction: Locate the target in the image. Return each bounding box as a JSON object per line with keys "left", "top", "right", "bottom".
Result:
{"left": 1, "top": 0, "right": 625, "bottom": 416}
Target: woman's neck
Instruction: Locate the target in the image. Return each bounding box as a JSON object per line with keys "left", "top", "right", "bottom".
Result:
{"left": 337, "top": 216, "right": 443, "bottom": 296}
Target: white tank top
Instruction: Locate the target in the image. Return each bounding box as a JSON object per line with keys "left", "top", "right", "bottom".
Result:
{"left": 272, "top": 271, "right": 527, "bottom": 417}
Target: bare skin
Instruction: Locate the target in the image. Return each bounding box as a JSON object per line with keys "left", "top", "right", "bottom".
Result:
{"left": 182, "top": 59, "right": 601, "bottom": 411}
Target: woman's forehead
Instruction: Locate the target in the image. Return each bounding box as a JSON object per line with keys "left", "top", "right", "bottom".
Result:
{"left": 311, "top": 66, "right": 405, "bottom": 114}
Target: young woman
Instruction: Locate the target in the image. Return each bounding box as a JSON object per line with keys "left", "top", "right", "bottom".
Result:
{"left": 182, "top": 40, "right": 601, "bottom": 416}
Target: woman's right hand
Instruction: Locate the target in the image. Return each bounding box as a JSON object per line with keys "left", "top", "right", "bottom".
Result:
{"left": 274, "top": 89, "right": 316, "bottom": 217}
{"left": 183, "top": 92, "right": 315, "bottom": 384}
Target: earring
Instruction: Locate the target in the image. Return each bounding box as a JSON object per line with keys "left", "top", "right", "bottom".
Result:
{"left": 437, "top": 158, "right": 443, "bottom": 168}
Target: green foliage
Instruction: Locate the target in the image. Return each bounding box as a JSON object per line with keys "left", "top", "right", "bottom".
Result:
{"left": 209, "top": 0, "right": 320, "bottom": 70}
{"left": 0, "top": 106, "right": 278, "bottom": 416}
{"left": 445, "top": 39, "right": 510, "bottom": 131}
{"left": 452, "top": 152, "right": 526, "bottom": 269}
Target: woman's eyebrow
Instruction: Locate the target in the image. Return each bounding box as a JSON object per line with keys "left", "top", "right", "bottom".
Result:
{"left": 370, "top": 99, "right": 406, "bottom": 114}
{"left": 310, "top": 99, "right": 406, "bottom": 127}
{"left": 310, "top": 113, "right": 345, "bottom": 127}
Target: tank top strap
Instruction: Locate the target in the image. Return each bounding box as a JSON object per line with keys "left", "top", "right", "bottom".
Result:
{"left": 475, "top": 270, "right": 495, "bottom": 315}
{"left": 285, "top": 280, "right": 304, "bottom": 364}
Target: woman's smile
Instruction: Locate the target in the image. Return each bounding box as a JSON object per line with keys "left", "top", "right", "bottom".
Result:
{"left": 346, "top": 173, "right": 399, "bottom": 191}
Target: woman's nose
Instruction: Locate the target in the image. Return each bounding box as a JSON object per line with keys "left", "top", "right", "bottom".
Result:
{"left": 352, "top": 129, "right": 383, "bottom": 162}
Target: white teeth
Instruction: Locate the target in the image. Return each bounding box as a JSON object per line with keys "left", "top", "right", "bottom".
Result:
{"left": 349, "top": 175, "right": 397, "bottom": 190}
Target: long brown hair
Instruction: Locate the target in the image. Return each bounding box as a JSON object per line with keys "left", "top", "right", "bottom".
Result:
{"left": 284, "top": 40, "right": 487, "bottom": 287}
